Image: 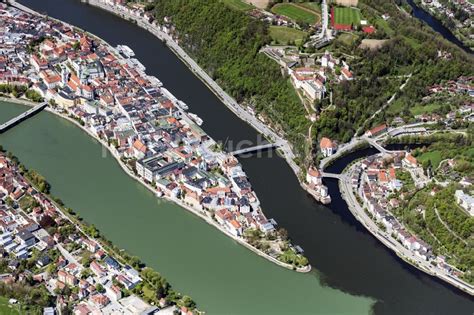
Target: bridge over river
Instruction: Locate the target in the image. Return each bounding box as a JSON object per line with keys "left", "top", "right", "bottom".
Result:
{"left": 0, "top": 102, "right": 47, "bottom": 133}
{"left": 229, "top": 140, "right": 284, "bottom": 156}
{"left": 318, "top": 122, "right": 432, "bottom": 171}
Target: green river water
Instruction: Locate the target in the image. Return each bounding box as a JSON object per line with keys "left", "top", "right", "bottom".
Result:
{"left": 0, "top": 101, "right": 373, "bottom": 314}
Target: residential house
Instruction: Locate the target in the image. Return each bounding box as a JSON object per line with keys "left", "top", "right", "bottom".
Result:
{"left": 320, "top": 137, "right": 337, "bottom": 157}
{"left": 306, "top": 167, "right": 322, "bottom": 186}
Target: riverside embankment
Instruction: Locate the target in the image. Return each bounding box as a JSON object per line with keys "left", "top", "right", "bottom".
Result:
{"left": 11, "top": 0, "right": 474, "bottom": 314}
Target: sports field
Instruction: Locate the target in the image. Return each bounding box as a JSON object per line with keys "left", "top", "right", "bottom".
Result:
{"left": 271, "top": 3, "right": 319, "bottom": 24}
{"left": 299, "top": 2, "right": 321, "bottom": 12}
{"left": 333, "top": 7, "right": 361, "bottom": 26}
{"left": 269, "top": 26, "right": 308, "bottom": 45}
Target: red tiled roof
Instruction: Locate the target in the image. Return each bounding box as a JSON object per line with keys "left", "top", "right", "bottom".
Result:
{"left": 320, "top": 137, "right": 336, "bottom": 149}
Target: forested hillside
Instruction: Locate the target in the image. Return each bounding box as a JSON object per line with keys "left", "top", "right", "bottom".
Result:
{"left": 153, "top": 0, "right": 310, "bottom": 161}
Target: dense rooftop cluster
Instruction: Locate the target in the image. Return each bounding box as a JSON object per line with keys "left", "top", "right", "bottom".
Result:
{"left": 0, "top": 151, "right": 182, "bottom": 314}
{"left": 0, "top": 4, "right": 281, "bottom": 240}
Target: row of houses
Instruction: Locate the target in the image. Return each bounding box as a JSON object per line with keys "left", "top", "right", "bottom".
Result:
{"left": 358, "top": 153, "right": 433, "bottom": 261}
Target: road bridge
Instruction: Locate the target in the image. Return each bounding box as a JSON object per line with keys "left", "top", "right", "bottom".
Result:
{"left": 365, "top": 137, "right": 390, "bottom": 154}
{"left": 319, "top": 136, "right": 405, "bottom": 170}
{"left": 320, "top": 172, "right": 342, "bottom": 180}
{"left": 229, "top": 141, "right": 283, "bottom": 156}
{"left": 0, "top": 102, "right": 47, "bottom": 133}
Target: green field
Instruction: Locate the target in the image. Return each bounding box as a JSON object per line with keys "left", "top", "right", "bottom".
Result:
{"left": 418, "top": 150, "right": 443, "bottom": 169}
{"left": 375, "top": 18, "right": 394, "bottom": 36}
{"left": 402, "top": 35, "right": 422, "bottom": 49}
{"left": 269, "top": 26, "right": 308, "bottom": 45}
{"left": 409, "top": 103, "right": 442, "bottom": 116}
{"left": 271, "top": 3, "right": 319, "bottom": 24}
{"left": 337, "top": 33, "right": 358, "bottom": 46}
{"left": 299, "top": 2, "right": 321, "bottom": 12}
{"left": 333, "top": 7, "right": 361, "bottom": 25}
{"left": 221, "top": 0, "right": 254, "bottom": 11}
{"left": 0, "top": 297, "right": 20, "bottom": 315}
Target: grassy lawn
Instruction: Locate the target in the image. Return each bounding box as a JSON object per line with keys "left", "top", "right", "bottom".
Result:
{"left": 418, "top": 150, "right": 442, "bottom": 169}
{"left": 269, "top": 26, "right": 308, "bottom": 45}
{"left": 409, "top": 103, "right": 442, "bottom": 116}
{"left": 142, "top": 285, "right": 156, "bottom": 301}
{"left": 375, "top": 18, "right": 394, "bottom": 36}
{"left": 221, "top": 0, "right": 254, "bottom": 11}
{"left": 271, "top": 3, "right": 319, "bottom": 24}
{"left": 337, "top": 32, "right": 358, "bottom": 46}
{"left": 402, "top": 35, "right": 421, "bottom": 49}
{"left": 386, "top": 98, "right": 404, "bottom": 115}
{"left": 0, "top": 297, "right": 20, "bottom": 315}
{"left": 334, "top": 7, "right": 361, "bottom": 25}
{"left": 299, "top": 2, "right": 321, "bottom": 12}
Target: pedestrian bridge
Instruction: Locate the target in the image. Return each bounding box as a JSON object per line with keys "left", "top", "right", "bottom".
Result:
{"left": 0, "top": 102, "right": 47, "bottom": 133}
{"left": 229, "top": 141, "right": 284, "bottom": 156}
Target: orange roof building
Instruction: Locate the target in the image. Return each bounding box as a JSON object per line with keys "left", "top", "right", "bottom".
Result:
{"left": 306, "top": 166, "right": 322, "bottom": 186}
{"left": 320, "top": 137, "right": 337, "bottom": 157}
{"left": 403, "top": 153, "right": 418, "bottom": 167}
{"left": 366, "top": 124, "right": 387, "bottom": 137}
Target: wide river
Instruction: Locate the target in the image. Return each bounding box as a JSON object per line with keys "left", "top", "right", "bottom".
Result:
{"left": 1, "top": 0, "right": 473, "bottom": 314}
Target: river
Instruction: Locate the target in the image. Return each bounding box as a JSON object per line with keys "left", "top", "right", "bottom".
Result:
{"left": 406, "top": 0, "right": 472, "bottom": 53}
{"left": 3, "top": 0, "right": 474, "bottom": 313}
